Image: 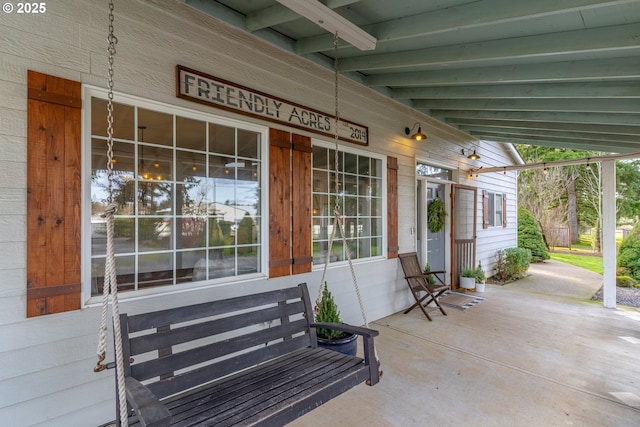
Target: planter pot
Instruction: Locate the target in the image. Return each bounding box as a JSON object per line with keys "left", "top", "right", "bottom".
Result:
{"left": 475, "top": 282, "right": 486, "bottom": 292}
{"left": 317, "top": 333, "right": 357, "bottom": 356}
{"left": 459, "top": 276, "right": 476, "bottom": 289}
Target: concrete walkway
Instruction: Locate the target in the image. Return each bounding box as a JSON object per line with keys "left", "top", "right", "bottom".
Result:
{"left": 291, "top": 261, "right": 640, "bottom": 427}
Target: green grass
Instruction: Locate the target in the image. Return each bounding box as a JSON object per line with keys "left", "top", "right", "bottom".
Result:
{"left": 550, "top": 252, "right": 603, "bottom": 275}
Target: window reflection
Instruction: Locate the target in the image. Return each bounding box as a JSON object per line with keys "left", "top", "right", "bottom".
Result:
{"left": 90, "top": 96, "right": 262, "bottom": 295}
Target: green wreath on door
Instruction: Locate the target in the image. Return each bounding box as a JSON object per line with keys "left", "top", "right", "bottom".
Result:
{"left": 427, "top": 198, "right": 447, "bottom": 233}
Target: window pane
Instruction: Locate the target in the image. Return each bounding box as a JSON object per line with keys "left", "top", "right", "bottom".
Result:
{"left": 138, "top": 252, "right": 173, "bottom": 288}
{"left": 91, "top": 98, "right": 134, "bottom": 140}
{"left": 138, "top": 182, "right": 172, "bottom": 215}
{"left": 208, "top": 248, "right": 235, "bottom": 279}
{"left": 138, "top": 145, "right": 172, "bottom": 181}
{"left": 91, "top": 139, "right": 135, "bottom": 215}
{"left": 344, "top": 152, "right": 358, "bottom": 174}
{"left": 91, "top": 255, "right": 136, "bottom": 295}
{"left": 210, "top": 123, "right": 235, "bottom": 155}
{"left": 237, "top": 129, "right": 260, "bottom": 159}
{"left": 313, "top": 146, "right": 328, "bottom": 169}
{"left": 138, "top": 217, "right": 172, "bottom": 252}
{"left": 176, "top": 116, "right": 206, "bottom": 151}
{"left": 313, "top": 170, "right": 329, "bottom": 193}
{"left": 370, "top": 177, "right": 381, "bottom": 197}
{"left": 138, "top": 109, "right": 173, "bottom": 146}
{"left": 176, "top": 217, "right": 206, "bottom": 249}
{"left": 177, "top": 250, "right": 206, "bottom": 283}
{"left": 176, "top": 150, "right": 206, "bottom": 182}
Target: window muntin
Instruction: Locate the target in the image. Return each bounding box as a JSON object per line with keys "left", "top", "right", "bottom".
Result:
{"left": 89, "top": 95, "right": 264, "bottom": 296}
{"left": 312, "top": 144, "right": 384, "bottom": 265}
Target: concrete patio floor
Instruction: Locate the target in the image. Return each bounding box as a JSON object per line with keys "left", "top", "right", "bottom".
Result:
{"left": 290, "top": 260, "right": 640, "bottom": 427}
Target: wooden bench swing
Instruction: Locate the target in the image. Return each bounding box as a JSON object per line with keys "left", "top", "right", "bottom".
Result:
{"left": 94, "top": 4, "right": 380, "bottom": 426}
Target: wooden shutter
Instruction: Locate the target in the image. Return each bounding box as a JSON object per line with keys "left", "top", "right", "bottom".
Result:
{"left": 502, "top": 193, "right": 508, "bottom": 228}
{"left": 26, "top": 71, "right": 82, "bottom": 317}
{"left": 268, "top": 129, "right": 292, "bottom": 277}
{"left": 387, "top": 157, "right": 399, "bottom": 258}
{"left": 291, "top": 134, "right": 313, "bottom": 274}
{"left": 482, "top": 190, "right": 489, "bottom": 229}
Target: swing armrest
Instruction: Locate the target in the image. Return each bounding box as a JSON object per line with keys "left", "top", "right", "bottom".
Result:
{"left": 311, "top": 322, "right": 380, "bottom": 386}
{"left": 125, "top": 377, "right": 171, "bottom": 427}
{"left": 311, "top": 322, "right": 379, "bottom": 338}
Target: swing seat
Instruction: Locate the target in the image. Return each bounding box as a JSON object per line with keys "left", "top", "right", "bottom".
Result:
{"left": 398, "top": 252, "right": 449, "bottom": 321}
{"left": 116, "top": 283, "right": 379, "bottom": 426}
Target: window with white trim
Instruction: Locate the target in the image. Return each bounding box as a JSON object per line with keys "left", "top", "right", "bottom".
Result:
{"left": 312, "top": 142, "right": 385, "bottom": 264}
{"left": 87, "top": 91, "right": 265, "bottom": 296}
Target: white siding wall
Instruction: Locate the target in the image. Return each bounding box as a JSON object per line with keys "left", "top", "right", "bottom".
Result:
{"left": 0, "top": 1, "right": 519, "bottom": 425}
{"left": 465, "top": 141, "right": 520, "bottom": 277}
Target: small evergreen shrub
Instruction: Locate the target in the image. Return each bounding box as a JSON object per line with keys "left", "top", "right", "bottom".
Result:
{"left": 517, "top": 206, "right": 549, "bottom": 262}
{"left": 315, "top": 284, "right": 344, "bottom": 340}
{"left": 618, "top": 222, "right": 640, "bottom": 282}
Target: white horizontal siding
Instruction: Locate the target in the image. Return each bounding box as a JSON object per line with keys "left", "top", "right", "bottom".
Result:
{"left": 0, "top": 0, "right": 519, "bottom": 425}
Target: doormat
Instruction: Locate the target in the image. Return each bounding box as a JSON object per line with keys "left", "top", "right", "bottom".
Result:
{"left": 439, "top": 291, "right": 485, "bottom": 310}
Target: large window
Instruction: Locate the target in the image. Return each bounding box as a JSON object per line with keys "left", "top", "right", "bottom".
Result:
{"left": 312, "top": 143, "right": 384, "bottom": 264}
{"left": 88, "top": 92, "right": 265, "bottom": 296}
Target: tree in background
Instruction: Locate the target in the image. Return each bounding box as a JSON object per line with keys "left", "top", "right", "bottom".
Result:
{"left": 517, "top": 145, "right": 640, "bottom": 248}
{"left": 617, "top": 160, "right": 640, "bottom": 224}
{"left": 518, "top": 206, "right": 549, "bottom": 262}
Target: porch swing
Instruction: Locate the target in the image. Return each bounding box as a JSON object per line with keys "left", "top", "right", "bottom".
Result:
{"left": 94, "top": 3, "right": 379, "bottom": 427}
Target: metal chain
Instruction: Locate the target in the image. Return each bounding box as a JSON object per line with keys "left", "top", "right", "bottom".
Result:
{"left": 333, "top": 32, "right": 340, "bottom": 205}
{"left": 317, "top": 34, "right": 380, "bottom": 372}
{"left": 318, "top": 32, "right": 342, "bottom": 303}
{"left": 95, "top": 1, "right": 129, "bottom": 425}
{"left": 105, "top": 0, "right": 118, "bottom": 204}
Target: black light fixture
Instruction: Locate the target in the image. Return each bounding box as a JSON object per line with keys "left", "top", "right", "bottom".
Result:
{"left": 404, "top": 122, "right": 427, "bottom": 141}
{"left": 461, "top": 148, "right": 481, "bottom": 160}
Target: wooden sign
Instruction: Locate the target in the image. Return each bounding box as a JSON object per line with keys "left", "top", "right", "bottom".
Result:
{"left": 176, "top": 65, "right": 368, "bottom": 146}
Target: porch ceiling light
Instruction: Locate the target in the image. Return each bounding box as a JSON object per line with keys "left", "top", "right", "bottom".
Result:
{"left": 405, "top": 122, "right": 427, "bottom": 141}
{"left": 276, "top": 0, "right": 377, "bottom": 51}
{"left": 462, "top": 148, "right": 481, "bottom": 160}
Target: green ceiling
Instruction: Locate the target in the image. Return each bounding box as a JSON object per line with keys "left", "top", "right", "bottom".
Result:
{"left": 181, "top": 0, "right": 640, "bottom": 154}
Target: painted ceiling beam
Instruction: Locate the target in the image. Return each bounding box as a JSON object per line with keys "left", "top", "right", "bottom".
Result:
{"left": 471, "top": 151, "right": 640, "bottom": 174}
{"left": 470, "top": 131, "right": 640, "bottom": 148}
{"left": 367, "top": 57, "right": 640, "bottom": 87}
{"left": 339, "top": 23, "right": 640, "bottom": 72}
{"left": 430, "top": 110, "right": 640, "bottom": 127}
{"left": 460, "top": 125, "right": 640, "bottom": 144}
{"left": 470, "top": 135, "right": 640, "bottom": 154}
{"left": 393, "top": 82, "right": 640, "bottom": 100}
{"left": 414, "top": 98, "right": 640, "bottom": 113}
{"left": 246, "top": 0, "right": 358, "bottom": 31}
{"left": 295, "top": 0, "right": 636, "bottom": 53}
{"left": 446, "top": 118, "right": 640, "bottom": 136}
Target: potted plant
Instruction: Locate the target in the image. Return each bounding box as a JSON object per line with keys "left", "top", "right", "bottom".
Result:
{"left": 315, "top": 283, "right": 357, "bottom": 356}
{"left": 460, "top": 267, "right": 476, "bottom": 290}
{"left": 474, "top": 261, "right": 487, "bottom": 292}
{"left": 423, "top": 263, "right": 437, "bottom": 285}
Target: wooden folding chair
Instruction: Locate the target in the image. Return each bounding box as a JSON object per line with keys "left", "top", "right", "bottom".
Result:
{"left": 398, "top": 252, "right": 450, "bottom": 321}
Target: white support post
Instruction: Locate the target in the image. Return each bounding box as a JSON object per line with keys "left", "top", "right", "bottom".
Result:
{"left": 602, "top": 160, "right": 616, "bottom": 309}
